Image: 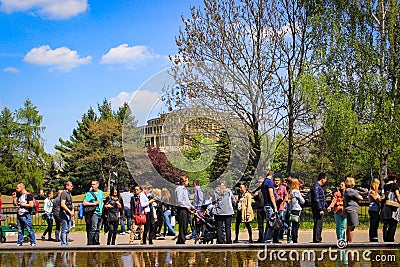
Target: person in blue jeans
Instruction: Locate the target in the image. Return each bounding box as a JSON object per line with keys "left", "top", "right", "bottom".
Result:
{"left": 120, "top": 187, "right": 133, "bottom": 235}
{"left": 161, "top": 188, "right": 177, "bottom": 238}
{"left": 83, "top": 180, "right": 105, "bottom": 245}
{"left": 12, "top": 183, "right": 36, "bottom": 247}
{"left": 60, "top": 181, "right": 74, "bottom": 246}
{"left": 261, "top": 171, "right": 278, "bottom": 243}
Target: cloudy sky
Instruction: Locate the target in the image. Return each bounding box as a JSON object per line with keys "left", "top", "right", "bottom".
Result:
{"left": 0, "top": 0, "right": 198, "bottom": 153}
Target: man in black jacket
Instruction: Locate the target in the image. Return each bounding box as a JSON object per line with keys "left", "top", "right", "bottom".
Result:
{"left": 311, "top": 173, "right": 328, "bottom": 243}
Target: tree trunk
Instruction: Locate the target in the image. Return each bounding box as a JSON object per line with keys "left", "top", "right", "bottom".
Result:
{"left": 380, "top": 147, "right": 388, "bottom": 184}
{"left": 286, "top": 85, "right": 295, "bottom": 177}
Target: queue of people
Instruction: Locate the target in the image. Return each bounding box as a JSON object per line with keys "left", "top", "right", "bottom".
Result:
{"left": 8, "top": 171, "right": 400, "bottom": 247}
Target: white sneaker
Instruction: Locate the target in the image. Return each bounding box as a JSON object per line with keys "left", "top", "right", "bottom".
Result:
{"left": 120, "top": 232, "right": 126, "bottom": 235}
{"left": 127, "top": 230, "right": 131, "bottom": 234}
{"left": 31, "top": 243, "right": 36, "bottom": 247}
{"left": 17, "top": 244, "right": 22, "bottom": 247}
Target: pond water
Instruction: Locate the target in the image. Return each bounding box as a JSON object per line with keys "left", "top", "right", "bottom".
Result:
{"left": 0, "top": 249, "right": 399, "bottom": 267}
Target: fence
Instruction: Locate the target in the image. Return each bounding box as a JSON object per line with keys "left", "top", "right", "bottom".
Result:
{"left": 0, "top": 201, "right": 372, "bottom": 227}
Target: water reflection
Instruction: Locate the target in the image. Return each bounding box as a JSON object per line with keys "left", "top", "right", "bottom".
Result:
{"left": 0, "top": 249, "right": 399, "bottom": 267}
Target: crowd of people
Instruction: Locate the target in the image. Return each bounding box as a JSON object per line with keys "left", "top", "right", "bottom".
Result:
{"left": 8, "top": 171, "right": 400, "bottom": 247}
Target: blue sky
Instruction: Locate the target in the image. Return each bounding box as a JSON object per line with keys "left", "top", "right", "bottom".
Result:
{"left": 0, "top": 0, "right": 199, "bottom": 153}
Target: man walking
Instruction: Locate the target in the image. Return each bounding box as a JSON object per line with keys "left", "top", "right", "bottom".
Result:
{"left": 175, "top": 174, "right": 194, "bottom": 244}
{"left": 261, "top": 171, "right": 278, "bottom": 243}
{"left": 60, "top": 181, "right": 74, "bottom": 246}
{"left": 12, "top": 183, "right": 36, "bottom": 246}
{"left": 311, "top": 173, "right": 328, "bottom": 243}
{"left": 83, "top": 180, "right": 104, "bottom": 245}
{"left": 120, "top": 186, "right": 133, "bottom": 235}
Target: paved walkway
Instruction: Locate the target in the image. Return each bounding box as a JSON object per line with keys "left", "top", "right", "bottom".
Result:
{"left": 1, "top": 229, "right": 400, "bottom": 250}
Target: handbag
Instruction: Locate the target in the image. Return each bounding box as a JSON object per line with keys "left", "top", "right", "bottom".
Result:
{"left": 84, "top": 191, "right": 98, "bottom": 216}
{"left": 134, "top": 200, "right": 147, "bottom": 225}
{"left": 268, "top": 213, "right": 283, "bottom": 231}
{"left": 385, "top": 191, "right": 400, "bottom": 207}
{"left": 289, "top": 213, "right": 300, "bottom": 223}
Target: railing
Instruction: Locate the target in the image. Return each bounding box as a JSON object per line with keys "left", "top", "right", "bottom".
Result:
{"left": 0, "top": 202, "right": 86, "bottom": 227}
{"left": 1, "top": 202, "right": 372, "bottom": 227}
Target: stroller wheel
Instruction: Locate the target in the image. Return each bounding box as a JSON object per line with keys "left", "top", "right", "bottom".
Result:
{"left": 23, "top": 236, "right": 30, "bottom": 243}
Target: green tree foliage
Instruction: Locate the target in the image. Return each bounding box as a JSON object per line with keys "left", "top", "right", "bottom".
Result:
{"left": 314, "top": 0, "right": 400, "bottom": 183}
{"left": 0, "top": 100, "right": 50, "bottom": 194}
{"left": 56, "top": 100, "right": 136, "bottom": 193}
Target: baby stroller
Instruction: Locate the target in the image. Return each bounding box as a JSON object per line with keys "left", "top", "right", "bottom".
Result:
{"left": 193, "top": 208, "right": 217, "bottom": 244}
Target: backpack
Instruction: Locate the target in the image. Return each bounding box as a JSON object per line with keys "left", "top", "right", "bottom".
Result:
{"left": 26, "top": 193, "right": 39, "bottom": 215}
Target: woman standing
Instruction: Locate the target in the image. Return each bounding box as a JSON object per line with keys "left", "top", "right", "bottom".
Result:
{"left": 214, "top": 180, "right": 235, "bottom": 244}
{"left": 234, "top": 184, "right": 254, "bottom": 243}
{"left": 327, "top": 182, "right": 347, "bottom": 241}
{"left": 287, "top": 178, "right": 305, "bottom": 243}
{"left": 381, "top": 173, "right": 400, "bottom": 242}
{"left": 104, "top": 187, "right": 123, "bottom": 245}
{"left": 136, "top": 185, "right": 156, "bottom": 245}
{"left": 41, "top": 190, "right": 54, "bottom": 241}
{"left": 368, "top": 178, "right": 381, "bottom": 242}
{"left": 344, "top": 177, "right": 363, "bottom": 243}
{"left": 161, "top": 188, "right": 177, "bottom": 238}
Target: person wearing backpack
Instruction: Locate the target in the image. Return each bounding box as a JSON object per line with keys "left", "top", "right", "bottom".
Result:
{"left": 12, "top": 183, "right": 36, "bottom": 247}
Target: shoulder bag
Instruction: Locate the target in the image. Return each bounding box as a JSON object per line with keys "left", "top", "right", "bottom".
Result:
{"left": 134, "top": 199, "right": 147, "bottom": 225}
{"left": 84, "top": 191, "right": 98, "bottom": 216}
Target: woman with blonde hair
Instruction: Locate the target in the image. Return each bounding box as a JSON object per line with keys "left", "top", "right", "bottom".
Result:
{"left": 161, "top": 188, "right": 177, "bottom": 238}
{"left": 368, "top": 178, "right": 381, "bottom": 242}
{"left": 287, "top": 178, "right": 305, "bottom": 243}
{"left": 344, "top": 177, "right": 363, "bottom": 243}
{"left": 214, "top": 180, "right": 235, "bottom": 244}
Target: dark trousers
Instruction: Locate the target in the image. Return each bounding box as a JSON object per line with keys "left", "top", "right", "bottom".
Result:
{"left": 215, "top": 215, "right": 233, "bottom": 244}
{"left": 107, "top": 220, "right": 118, "bottom": 245}
{"left": 234, "top": 212, "right": 252, "bottom": 242}
{"left": 143, "top": 212, "right": 155, "bottom": 244}
{"left": 368, "top": 210, "right": 380, "bottom": 242}
{"left": 177, "top": 208, "right": 189, "bottom": 244}
{"left": 43, "top": 217, "right": 53, "bottom": 239}
{"left": 383, "top": 219, "right": 397, "bottom": 242}
{"left": 256, "top": 208, "right": 265, "bottom": 242}
{"left": 312, "top": 210, "right": 323, "bottom": 243}
{"left": 289, "top": 210, "right": 301, "bottom": 243}
{"left": 54, "top": 215, "right": 61, "bottom": 242}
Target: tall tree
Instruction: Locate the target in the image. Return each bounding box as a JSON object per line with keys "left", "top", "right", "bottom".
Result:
{"left": 167, "top": 0, "right": 324, "bottom": 184}
{"left": 315, "top": 0, "right": 400, "bottom": 182}
{"left": 56, "top": 100, "right": 136, "bottom": 193}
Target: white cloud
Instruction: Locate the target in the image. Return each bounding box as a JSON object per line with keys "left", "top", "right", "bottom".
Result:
{"left": 110, "top": 92, "right": 134, "bottom": 110}
{"left": 100, "top": 44, "right": 162, "bottom": 68}
{"left": 3, "top": 66, "right": 20, "bottom": 74}
{"left": 0, "top": 0, "right": 88, "bottom": 19}
{"left": 24, "top": 45, "right": 91, "bottom": 72}
{"left": 111, "top": 90, "right": 162, "bottom": 126}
